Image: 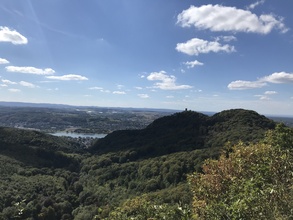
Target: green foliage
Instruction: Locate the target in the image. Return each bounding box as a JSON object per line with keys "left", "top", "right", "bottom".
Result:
{"left": 0, "top": 157, "right": 76, "bottom": 220}
{"left": 264, "top": 123, "right": 293, "bottom": 149}
{"left": 206, "top": 109, "right": 276, "bottom": 148}
{"left": 0, "top": 109, "right": 287, "bottom": 219}
{"left": 0, "top": 136, "right": 217, "bottom": 219}
{"left": 91, "top": 109, "right": 276, "bottom": 156}
{"left": 0, "top": 127, "right": 80, "bottom": 152}
{"left": 189, "top": 125, "right": 293, "bottom": 219}
{"left": 105, "top": 196, "right": 192, "bottom": 220}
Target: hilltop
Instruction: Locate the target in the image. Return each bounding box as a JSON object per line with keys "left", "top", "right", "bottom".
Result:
{"left": 91, "top": 109, "right": 276, "bottom": 157}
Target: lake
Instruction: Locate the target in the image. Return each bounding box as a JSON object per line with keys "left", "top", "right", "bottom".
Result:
{"left": 50, "top": 132, "right": 107, "bottom": 138}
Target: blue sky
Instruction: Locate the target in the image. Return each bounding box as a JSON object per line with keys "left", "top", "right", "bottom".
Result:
{"left": 0, "top": 0, "right": 293, "bottom": 116}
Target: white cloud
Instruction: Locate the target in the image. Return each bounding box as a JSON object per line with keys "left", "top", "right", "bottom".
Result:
{"left": 176, "top": 38, "right": 235, "bottom": 56}
{"left": 89, "top": 86, "right": 103, "bottom": 90}
{"left": 113, "top": 91, "right": 126, "bottom": 95}
{"left": 19, "top": 81, "right": 38, "bottom": 88}
{"left": 255, "top": 94, "right": 270, "bottom": 100}
{"left": 177, "top": 4, "right": 288, "bottom": 34}
{"left": 166, "top": 95, "right": 174, "bottom": 99}
{"left": 214, "top": 35, "right": 237, "bottom": 42}
{"left": 264, "top": 90, "right": 277, "bottom": 95}
{"left": 261, "top": 72, "right": 293, "bottom": 84}
{"left": 255, "top": 90, "right": 277, "bottom": 101}
{"left": 146, "top": 71, "right": 192, "bottom": 90}
{"left": 116, "top": 84, "right": 124, "bottom": 89}
{"left": 1, "top": 79, "right": 17, "bottom": 85}
{"left": 6, "top": 66, "right": 55, "bottom": 75}
{"left": 227, "top": 80, "right": 267, "bottom": 90}
{"left": 0, "top": 84, "right": 8, "bottom": 87}
{"left": 228, "top": 72, "right": 293, "bottom": 90}
{"left": 46, "top": 74, "right": 88, "bottom": 81}
{"left": 0, "top": 26, "right": 28, "bottom": 44}
{"left": 135, "top": 86, "right": 143, "bottom": 90}
{"left": 47, "top": 88, "right": 59, "bottom": 91}
{"left": 8, "top": 88, "right": 21, "bottom": 92}
{"left": 0, "top": 58, "right": 9, "bottom": 64}
{"left": 138, "top": 94, "right": 149, "bottom": 99}
{"left": 184, "top": 60, "right": 204, "bottom": 68}
{"left": 89, "top": 87, "right": 112, "bottom": 93}
{"left": 247, "top": 0, "right": 265, "bottom": 10}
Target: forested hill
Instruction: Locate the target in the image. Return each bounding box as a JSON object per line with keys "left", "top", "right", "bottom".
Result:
{"left": 0, "top": 127, "right": 79, "bottom": 152}
{"left": 90, "top": 109, "right": 276, "bottom": 157}
{"left": 0, "top": 127, "right": 81, "bottom": 170}
{"left": 0, "top": 108, "right": 287, "bottom": 219}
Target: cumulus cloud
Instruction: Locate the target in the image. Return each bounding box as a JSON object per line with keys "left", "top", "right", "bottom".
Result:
{"left": 184, "top": 60, "right": 204, "bottom": 68}
{"left": 0, "top": 26, "right": 28, "bottom": 44}
{"left": 228, "top": 72, "right": 293, "bottom": 90}
{"left": 261, "top": 72, "right": 293, "bottom": 84}
{"left": 113, "top": 91, "right": 126, "bottom": 95}
{"left": 138, "top": 94, "right": 149, "bottom": 99}
{"left": 89, "top": 87, "right": 112, "bottom": 93}
{"left": 0, "top": 58, "right": 9, "bottom": 64}
{"left": 46, "top": 74, "right": 88, "bottom": 81}
{"left": 227, "top": 80, "right": 267, "bottom": 90}
{"left": 264, "top": 90, "right": 277, "bottom": 95}
{"left": 255, "top": 94, "right": 270, "bottom": 100}
{"left": 6, "top": 66, "right": 55, "bottom": 75}
{"left": 1, "top": 79, "right": 17, "bottom": 85}
{"left": 19, "top": 81, "right": 38, "bottom": 88}
{"left": 146, "top": 71, "right": 192, "bottom": 90}
{"left": 176, "top": 38, "right": 235, "bottom": 56}
{"left": 255, "top": 90, "right": 277, "bottom": 100}
{"left": 177, "top": 4, "right": 288, "bottom": 34}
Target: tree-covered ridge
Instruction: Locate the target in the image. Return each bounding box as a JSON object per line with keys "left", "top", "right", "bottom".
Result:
{"left": 91, "top": 109, "right": 276, "bottom": 156}
{"left": 206, "top": 109, "right": 276, "bottom": 148}
{"left": 0, "top": 108, "right": 289, "bottom": 219}
{"left": 0, "top": 127, "right": 80, "bottom": 152}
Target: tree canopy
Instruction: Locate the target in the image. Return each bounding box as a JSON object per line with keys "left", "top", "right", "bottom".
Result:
{"left": 189, "top": 123, "right": 293, "bottom": 219}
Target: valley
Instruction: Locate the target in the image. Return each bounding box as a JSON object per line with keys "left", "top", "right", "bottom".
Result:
{"left": 0, "top": 103, "right": 177, "bottom": 134}
{"left": 0, "top": 104, "right": 292, "bottom": 219}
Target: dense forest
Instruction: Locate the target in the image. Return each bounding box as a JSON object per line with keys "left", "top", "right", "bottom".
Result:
{"left": 0, "top": 109, "right": 292, "bottom": 219}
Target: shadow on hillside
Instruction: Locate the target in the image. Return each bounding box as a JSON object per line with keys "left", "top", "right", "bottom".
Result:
{"left": 0, "top": 142, "right": 79, "bottom": 171}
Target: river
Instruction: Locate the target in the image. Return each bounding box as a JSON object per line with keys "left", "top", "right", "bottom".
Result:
{"left": 50, "top": 131, "right": 107, "bottom": 138}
